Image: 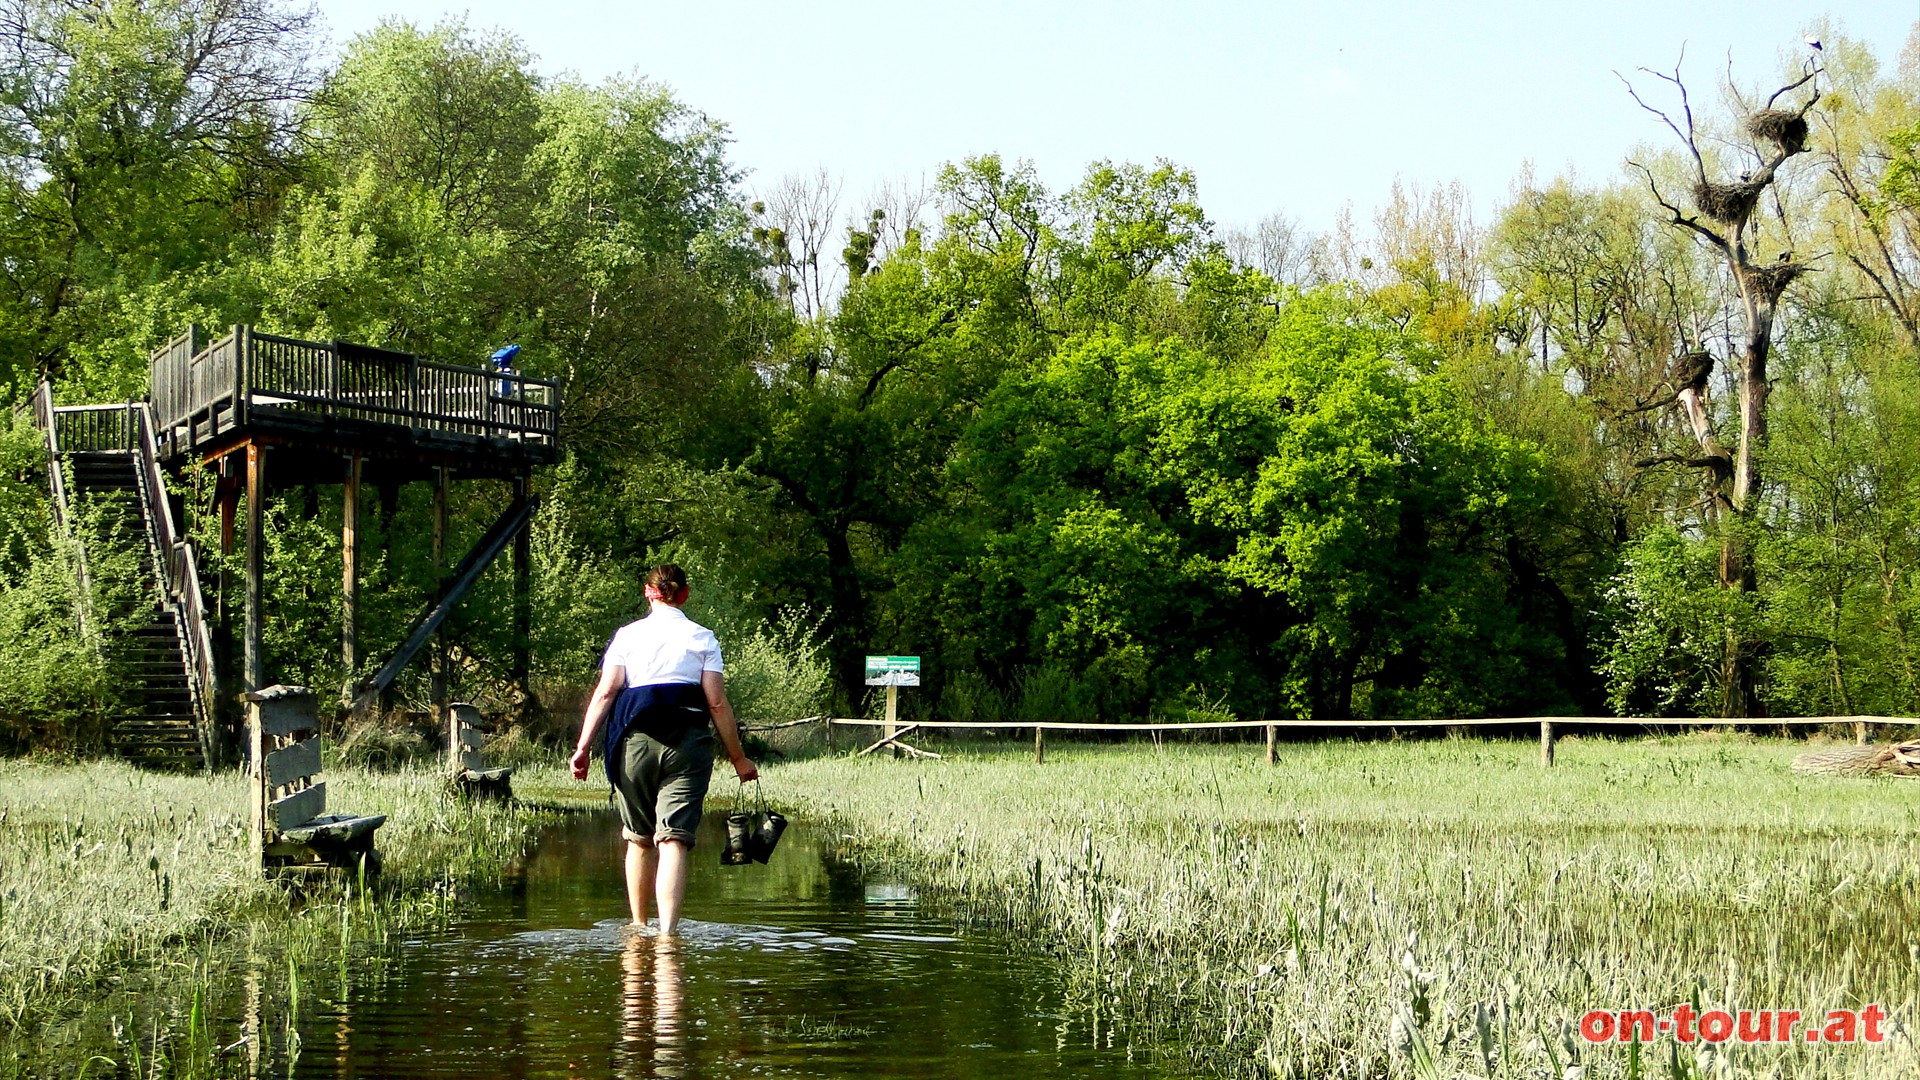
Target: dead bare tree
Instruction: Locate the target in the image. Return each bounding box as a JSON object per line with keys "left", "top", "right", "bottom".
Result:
{"left": 1621, "top": 54, "right": 1821, "bottom": 717}
{"left": 755, "top": 168, "right": 842, "bottom": 321}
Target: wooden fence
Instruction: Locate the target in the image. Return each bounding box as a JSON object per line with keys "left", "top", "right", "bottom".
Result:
{"left": 812, "top": 715, "right": 1913, "bottom": 767}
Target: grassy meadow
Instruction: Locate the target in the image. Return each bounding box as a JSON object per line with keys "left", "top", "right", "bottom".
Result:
{"left": 770, "top": 733, "right": 1920, "bottom": 1079}
{"left": 0, "top": 756, "right": 599, "bottom": 1068}
{"left": 5, "top": 734, "right": 1919, "bottom": 1079}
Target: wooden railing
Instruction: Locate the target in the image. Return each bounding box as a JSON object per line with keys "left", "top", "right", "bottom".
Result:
{"left": 51, "top": 401, "right": 137, "bottom": 452}
{"left": 149, "top": 326, "right": 560, "bottom": 452}
{"left": 28, "top": 383, "right": 96, "bottom": 639}
{"left": 132, "top": 404, "right": 218, "bottom": 767}
{"left": 30, "top": 382, "right": 218, "bottom": 767}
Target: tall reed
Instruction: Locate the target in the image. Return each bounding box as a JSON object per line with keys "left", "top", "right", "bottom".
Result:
{"left": 771, "top": 735, "right": 1920, "bottom": 1078}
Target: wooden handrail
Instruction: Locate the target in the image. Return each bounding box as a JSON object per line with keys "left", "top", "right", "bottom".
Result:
{"left": 133, "top": 403, "right": 217, "bottom": 767}
{"left": 29, "top": 383, "right": 98, "bottom": 642}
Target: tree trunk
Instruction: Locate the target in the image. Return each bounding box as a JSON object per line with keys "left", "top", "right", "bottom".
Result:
{"left": 822, "top": 524, "right": 869, "bottom": 707}
{"left": 1718, "top": 262, "right": 1778, "bottom": 718}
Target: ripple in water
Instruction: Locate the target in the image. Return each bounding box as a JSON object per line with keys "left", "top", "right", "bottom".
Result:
{"left": 274, "top": 810, "right": 1169, "bottom": 1079}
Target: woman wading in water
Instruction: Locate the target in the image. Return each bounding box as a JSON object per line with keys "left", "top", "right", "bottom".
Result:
{"left": 572, "top": 565, "right": 758, "bottom": 933}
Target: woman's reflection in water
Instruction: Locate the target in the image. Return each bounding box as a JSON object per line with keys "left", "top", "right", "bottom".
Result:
{"left": 619, "top": 931, "right": 686, "bottom": 1078}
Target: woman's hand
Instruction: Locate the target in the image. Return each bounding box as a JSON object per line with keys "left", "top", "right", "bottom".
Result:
{"left": 569, "top": 745, "right": 592, "bottom": 781}
{"left": 732, "top": 755, "right": 759, "bottom": 783}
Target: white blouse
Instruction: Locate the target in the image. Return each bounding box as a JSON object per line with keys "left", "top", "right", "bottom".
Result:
{"left": 601, "top": 606, "right": 724, "bottom": 687}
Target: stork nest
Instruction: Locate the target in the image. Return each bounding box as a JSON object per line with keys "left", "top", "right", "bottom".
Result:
{"left": 1746, "top": 109, "right": 1809, "bottom": 155}
{"left": 1792, "top": 740, "right": 1920, "bottom": 777}
{"left": 1668, "top": 349, "right": 1714, "bottom": 393}
{"left": 1692, "top": 180, "right": 1765, "bottom": 224}
{"left": 1739, "top": 260, "right": 1808, "bottom": 300}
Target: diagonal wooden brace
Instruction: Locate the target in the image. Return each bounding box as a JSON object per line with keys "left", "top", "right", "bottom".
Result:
{"left": 857, "top": 724, "right": 921, "bottom": 756}
{"left": 349, "top": 495, "right": 540, "bottom": 712}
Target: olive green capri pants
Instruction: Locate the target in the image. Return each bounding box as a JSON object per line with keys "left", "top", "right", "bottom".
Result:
{"left": 610, "top": 725, "right": 714, "bottom": 847}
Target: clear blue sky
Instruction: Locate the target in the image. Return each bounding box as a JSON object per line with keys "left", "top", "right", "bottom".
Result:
{"left": 313, "top": 1, "right": 1914, "bottom": 235}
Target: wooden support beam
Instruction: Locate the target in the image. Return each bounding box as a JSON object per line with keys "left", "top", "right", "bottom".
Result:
{"left": 342, "top": 454, "right": 361, "bottom": 678}
{"left": 1265, "top": 723, "right": 1277, "bottom": 766}
{"left": 431, "top": 467, "right": 447, "bottom": 722}
{"left": 511, "top": 474, "right": 530, "bottom": 693}
{"left": 348, "top": 495, "right": 540, "bottom": 711}
{"left": 1034, "top": 725, "right": 1044, "bottom": 765}
{"left": 216, "top": 459, "right": 238, "bottom": 627}
{"left": 244, "top": 443, "right": 265, "bottom": 694}
{"left": 1540, "top": 719, "right": 1555, "bottom": 768}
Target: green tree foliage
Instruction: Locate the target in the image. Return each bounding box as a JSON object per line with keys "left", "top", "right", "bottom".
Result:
{"left": 14, "top": 12, "right": 1920, "bottom": 749}
{"left": 0, "top": 0, "right": 319, "bottom": 396}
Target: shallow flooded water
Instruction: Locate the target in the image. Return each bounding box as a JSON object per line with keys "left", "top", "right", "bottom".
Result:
{"left": 277, "top": 811, "right": 1166, "bottom": 1079}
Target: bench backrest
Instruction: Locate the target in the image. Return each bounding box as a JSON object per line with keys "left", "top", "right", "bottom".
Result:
{"left": 246, "top": 685, "right": 325, "bottom": 858}
{"left": 448, "top": 701, "right": 489, "bottom": 774}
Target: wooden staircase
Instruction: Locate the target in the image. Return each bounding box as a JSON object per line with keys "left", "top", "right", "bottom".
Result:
{"left": 65, "top": 451, "right": 205, "bottom": 769}
{"left": 33, "top": 385, "right": 217, "bottom": 772}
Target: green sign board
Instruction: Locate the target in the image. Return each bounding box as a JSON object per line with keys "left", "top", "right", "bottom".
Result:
{"left": 864, "top": 655, "right": 921, "bottom": 686}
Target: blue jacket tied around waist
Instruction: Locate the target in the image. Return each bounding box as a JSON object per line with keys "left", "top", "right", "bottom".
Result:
{"left": 604, "top": 682, "right": 711, "bottom": 783}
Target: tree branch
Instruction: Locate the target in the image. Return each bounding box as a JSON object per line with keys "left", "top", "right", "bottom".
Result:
{"left": 1626, "top": 160, "right": 1729, "bottom": 255}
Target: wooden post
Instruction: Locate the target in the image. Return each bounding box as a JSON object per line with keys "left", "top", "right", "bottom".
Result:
{"left": 342, "top": 455, "right": 361, "bottom": 679}
{"left": 1034, "top": 725, "right": 1044, "bottom": 765}
{"left": 217, "top": 462, "right": 238, "bottom": 625}
{"left": 430, "top": 467, "right": 448, "bottom": 724}
{"left": 1540, "top": 719, "right": 1555, "bottom": 768}
{"left": 247, "top": 695, "right": 265, "bottom": 865}
{"left": 1265, "top": 723, "right": 1277, "bottom": 766}
{"left": 1856, "top": 720, "right": 1869, "bottom": 745}
{"left": 511, "top": 474, "right": 531, "bottom": 693}
{"left": 243, "top": 443, "right": 265, "bottom": 694}
{"left": 884, "top": 684, "right": 898, "bottom": 758}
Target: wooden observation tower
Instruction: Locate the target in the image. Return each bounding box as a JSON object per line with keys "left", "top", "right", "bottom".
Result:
{"left": 34, "top": 325, "right": 561, "bottom": 768}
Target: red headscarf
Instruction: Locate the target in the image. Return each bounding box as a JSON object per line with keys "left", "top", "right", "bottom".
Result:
{"left": 645, "top": 583, "right": 687, "bottom": 605}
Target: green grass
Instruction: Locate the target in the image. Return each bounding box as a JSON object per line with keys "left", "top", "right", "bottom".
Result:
{"left": 768, "top": 733, "right": 1920, "bottom": 1079}
{"left": 0, "top": 757, "right": 592, "bottom": 1050}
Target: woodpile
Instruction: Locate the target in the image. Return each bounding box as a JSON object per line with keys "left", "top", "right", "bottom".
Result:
{"left": 1791, "top": 741, "right": 1920, "bottom": 777}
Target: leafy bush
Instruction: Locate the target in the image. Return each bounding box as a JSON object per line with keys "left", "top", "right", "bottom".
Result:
{"left": 719, "top": 608, "right": 830, "bottom": 724}
{"left": 1598, "top": 524, "right": 1758, "bottom": 716}
{"left": 1015, "top": 663, "right": 1100, "bottom": 724}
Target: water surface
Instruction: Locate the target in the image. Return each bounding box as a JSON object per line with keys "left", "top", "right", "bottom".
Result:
{"left": 291, "top": 810, "right": 1166, "bottom": 1079}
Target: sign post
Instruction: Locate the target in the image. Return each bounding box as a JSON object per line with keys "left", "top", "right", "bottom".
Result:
{"left": 864, "top": 655, "right": 920, "bottom": 753}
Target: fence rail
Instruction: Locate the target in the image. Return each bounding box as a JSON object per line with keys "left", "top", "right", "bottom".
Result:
{"left": 818, "top": 714, "right": 1912, "bottom": 767}
{"left": 823, "top": 715, "right": 1908, "bottom": 730}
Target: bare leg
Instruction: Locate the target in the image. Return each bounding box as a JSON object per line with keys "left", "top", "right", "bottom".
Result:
{"left": 654, "top": 839, "right": 691, "bottom": 934}
{"left": 625, "top": 839, "right": 657, "bottom": 926}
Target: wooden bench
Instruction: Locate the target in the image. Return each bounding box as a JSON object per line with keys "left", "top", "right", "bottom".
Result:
{"left": 448, "top": 701, "right": 513, "bottom": 799}
{"left": 246, "top": 685, "right": 385, "bottom": 873}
